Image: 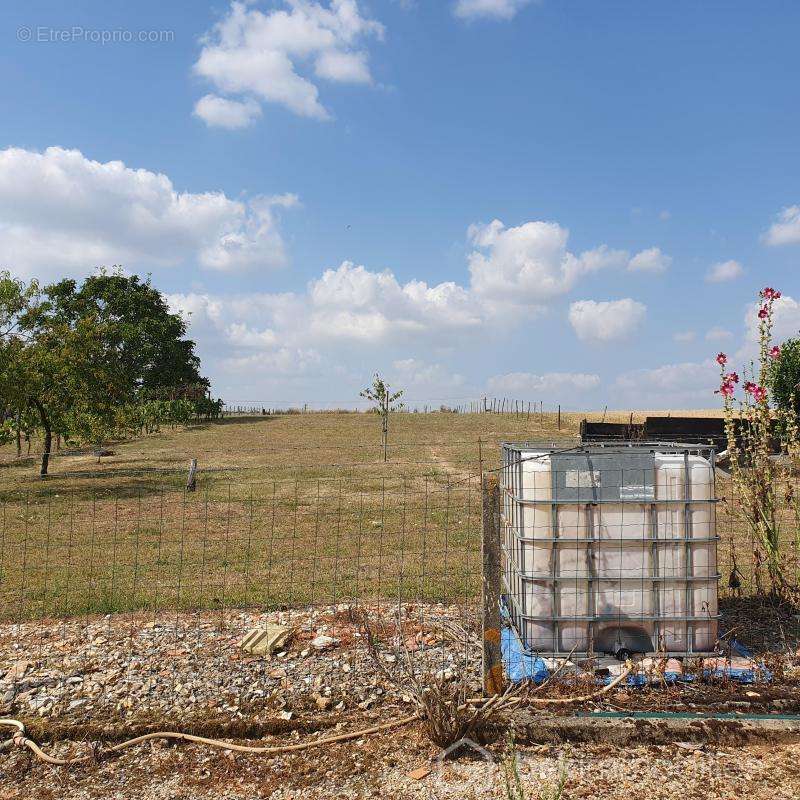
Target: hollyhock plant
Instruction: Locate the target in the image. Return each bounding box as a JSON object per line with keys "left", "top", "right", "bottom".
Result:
{"left": 717, "top": 286, "right": 799, "bottom": 596}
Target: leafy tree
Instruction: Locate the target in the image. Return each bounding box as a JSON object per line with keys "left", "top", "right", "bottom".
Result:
{"left": 19, "top": 302, "right": 130, "bottom": 476}
{"left": 768, "top": 337, "right": 800, "bottom": 417}
{"left": 360, "top": 373, "right": 404, "bottom": 462}
{"left": 3, "top": 270, "right": 211, "bottom": 477}
{"left": 0, "top": 272, "right": 39, "bottom": 448}
{"left": 44, "top": 272, "right": 208, "bottom": 395}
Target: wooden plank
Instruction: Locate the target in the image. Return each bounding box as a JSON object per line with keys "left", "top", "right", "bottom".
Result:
{"left": 482, "top": 474, "right": 504, "bottom": 695}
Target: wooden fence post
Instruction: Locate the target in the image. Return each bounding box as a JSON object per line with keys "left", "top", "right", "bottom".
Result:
{"left": 186, "top": 458, "right": 198, "bottom": 492}
{"left": 482, "top": 474, "right": 504, "bottom": 695}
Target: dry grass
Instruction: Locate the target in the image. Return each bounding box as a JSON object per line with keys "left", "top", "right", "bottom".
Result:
{"left": 0, "top": 407, "right": 760, "bottom": 622}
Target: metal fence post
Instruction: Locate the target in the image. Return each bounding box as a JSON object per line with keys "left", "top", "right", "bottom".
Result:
{"left": 482, "top": 474, "right": 504, "bottom": 695}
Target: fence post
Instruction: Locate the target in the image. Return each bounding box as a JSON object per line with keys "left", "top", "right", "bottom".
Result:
{"left": 186, "top": 458, "right": 198, "bottom": 492}
{"left": 482, "top": 474, "right": 504, "bottom": 695}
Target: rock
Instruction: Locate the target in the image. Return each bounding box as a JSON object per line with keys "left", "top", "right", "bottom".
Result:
{"left": 9, "top": 661, "right": 31, "bottom": 680}
{"left": 314, "top": 694, "right": 332, "bottom": 711}
{"left": 240, "top": 624, "right": 294, "bottom": 656}
{"left": 408, "top": 765, "right": 431, "bottom": 780}
{"left": 311, "top": 635, "right": 338, "bottom": 651}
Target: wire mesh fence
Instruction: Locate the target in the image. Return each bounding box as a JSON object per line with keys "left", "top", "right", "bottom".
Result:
{"left": 1, "top": 474, "right": 483, "bottom": 622}
{"left": 0, "top": 471, "right": 486, "bottom": 725}
{"left": 1, "top": 442, "right": 799, "bottom": 726}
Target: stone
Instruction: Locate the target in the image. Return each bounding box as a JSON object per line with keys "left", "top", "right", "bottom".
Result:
{"left": 240, "top": 624, "right": 294, "bottom": 656}
{"left": 311, "top": 635, "right": 338, "bottom": 650}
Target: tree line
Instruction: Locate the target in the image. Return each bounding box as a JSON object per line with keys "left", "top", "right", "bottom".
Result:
{"left": 0, "top": 270, "right": 221, "bottom": 477}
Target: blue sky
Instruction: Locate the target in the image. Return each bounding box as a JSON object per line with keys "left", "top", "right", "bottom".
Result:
{"left": 1, "top": 0, "right": 798, "bottom": 409}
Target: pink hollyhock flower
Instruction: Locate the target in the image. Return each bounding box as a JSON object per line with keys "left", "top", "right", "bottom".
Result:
{"left": 752, "top": 385, "right": 768, "bottom": 403}
{"left": 718, "top": 382, "right": 735, "bottom": 397}
{"left": 769, "top": 345, "right": 781, "bottom": 360}
{"left": 726, "top": 371, "right": 739, "bottom": 384}
{"left": 743, "top": 381, "right": 756, "bottom": 393}
{"left": 758, "top": 305, "right": 769, "bottom": 319}
{"left": 762, "top": 287, "right": 782, "bottom": 301}
{"left": 716, "top": 352, "right": 727, "bottom": 365}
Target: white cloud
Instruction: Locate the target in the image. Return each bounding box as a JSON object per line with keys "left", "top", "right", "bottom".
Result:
{"left": 740, "top": 294, "right": 800, "bottom": 357}
{"left": 673, "top": 330, "right": 696, "bottom": 343}
{"left": 193, "top": 0, "right": 384, "bottom": 124}
{"left": 223, "top": 347, "right": 321, "bottom": 375}
{"left": 705, "top": 259, "right": 743, "bottom": 283}
{"left": 568, "top": 298, "right": 646, "bottom": 343}
{"left": 487, "top": 371, "right": 600, "bottom": 396}
{"left": 391, "top": 358, "right": 465, "bottom": 396}
{"left": 314, "top": 49, "right": 372, "bottom": 83}
{"left": 309, "top": 261, "right": 483, "bottom": 340}
{"left": 467, "top": 219, "right": 628, "bottom": 306}
{"left": 193, "top": 94, "right": 262, "bottom": 129}
{"left": 0, "top": 146, "right": 296, "bottom": 278}
{"left": 614, "top": 359, "right": 719, "bottom": 408}
{"left": 705, "top": 326, "right": 733, "bottom": 342}
{"left": 453, "top": 0, "right": 532, "bottom": 20}
{"left": 763, "top": 205, "right": 800, "bottom": 246}
{"left": 628, "top": 246, "right": 671, "bottom": 274}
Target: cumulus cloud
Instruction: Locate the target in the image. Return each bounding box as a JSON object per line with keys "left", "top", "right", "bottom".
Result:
{"left": 223, "top": 347, "right": 321, "bottom": 375}
{"left": 763, "top": 205, "right": 800, "bottom": 246}
{"left": 614, "top": 359, "right": 719, "bottom": 408}
{"left": 193, "top": 0, "right": 384, "bottom": 124}
{"left": 309, "top": 261, "right": 483, "bottom": 340}
{"left": 568, "top": 298, "right": 646, "bottom": 343}
{"left": 487, "top": 371, "right": 600, "bottom": 396}
{"left": 390, "top": 358, "right": 465, "bottom": 397}
{"left": 0, "top": 146, "right": 296, "bottom": 278}
{"left": 673, "top": 330, "right": 696, "bottom": 344}
{"left": 739, "top": 294, "right": 800, "bottom": 359}
{"left": 706, "top": 259, "right": 743, "bottom": 283}
{"left": 627, "top": 247, "right": 671, "bottom": 274}
{"left": 467, "top": 219, "right": 628, "bottom": 306}
{"left": 193, "top": 94, "right": 263, "bottom": 129}
{"left": 453, "top": 0, "right": 533, "bottom": 20}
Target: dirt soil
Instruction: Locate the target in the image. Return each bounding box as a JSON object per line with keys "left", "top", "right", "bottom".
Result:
{"left": 3, "top": 723, "right": 800, "bottom": 799}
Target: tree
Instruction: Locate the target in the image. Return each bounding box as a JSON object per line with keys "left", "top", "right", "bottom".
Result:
{"left": 6, "top": 270, "right": 211, "bottom": 477}
{"left": 19, "top": 303, "right": 131, "bottom": 477}
{"left": 768, "top": 337, "right": 800, "bottom": 417}
{"left": 360, "top": 373, "right": 404, "bottom": 462}
{"left": 0, "top": 272, "right": 39, "bottom": 449}
{"left": 44, "top": 272, "right": 208, "bottom": 396}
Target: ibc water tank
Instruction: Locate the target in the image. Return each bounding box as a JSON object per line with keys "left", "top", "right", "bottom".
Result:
{"left": 500, "top": 443, "right": 720, "bottom": 657}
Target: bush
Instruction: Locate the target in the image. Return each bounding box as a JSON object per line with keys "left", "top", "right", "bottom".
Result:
{"left": 769, "top": 337, "right": 800, "bottom": 416}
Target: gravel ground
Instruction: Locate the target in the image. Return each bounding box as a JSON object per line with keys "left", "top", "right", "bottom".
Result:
{"left": 3, "top": 728, "right": 800, "bottom": 799}
{"left": 2, "top": 603, "right": 800, "bottom": 798}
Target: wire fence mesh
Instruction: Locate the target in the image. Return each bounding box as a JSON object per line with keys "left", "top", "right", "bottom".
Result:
{"left": 1, "top": 441, "right": 798, "bottom": 726}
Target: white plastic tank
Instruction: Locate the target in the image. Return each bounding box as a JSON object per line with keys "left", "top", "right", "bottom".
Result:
{"left": 501, "top": 444, "right": 719, "bottom": 656}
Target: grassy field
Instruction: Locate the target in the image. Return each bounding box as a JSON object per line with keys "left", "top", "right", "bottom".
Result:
{"left": 0, "top": 407, "right": 776, "bottom": 622}
{"left": 0, "top": 406, "right": 726, "bottom": 495}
